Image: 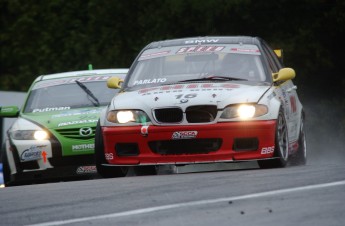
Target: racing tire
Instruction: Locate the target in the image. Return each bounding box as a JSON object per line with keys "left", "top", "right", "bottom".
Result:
{"left": 290, "top": 114, "right": 307, "bottom": 166}
{"left": 258, "top": 108, "right": 289, "bottom": 169}
{"left": 95, "top": 120, "right": 128, "bottom": 178}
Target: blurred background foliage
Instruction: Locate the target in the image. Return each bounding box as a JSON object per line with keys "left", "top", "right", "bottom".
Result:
{"left": 1, "top": 0, "right": 344, "bottom": 159}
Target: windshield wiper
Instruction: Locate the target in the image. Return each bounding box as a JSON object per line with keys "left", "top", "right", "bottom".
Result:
{"left": 75, "top": 80, "right": 100, "bottom": 107}
{"left": 178, "top": 75, "right": 248, "bottom": 83}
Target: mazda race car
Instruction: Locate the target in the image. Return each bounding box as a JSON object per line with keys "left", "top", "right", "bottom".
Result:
{"left": 0, "top": 69, "right": 127, "bottom": 186}
{"left": 96, "top": 36, "right": 306, "bottom": 177}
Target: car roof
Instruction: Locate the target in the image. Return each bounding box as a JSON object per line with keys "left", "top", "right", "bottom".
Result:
{"left": 34, "top": 69, "right": 129, "bottom": 82}
{"left": 144, "top": 36, "right": 263, "bottom": 50}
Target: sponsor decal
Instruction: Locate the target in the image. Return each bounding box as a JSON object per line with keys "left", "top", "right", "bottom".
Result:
{"left": 58, "top": 119, "right": 98, "bottom": 127}
{"left": 133, "top": 78, "right": 167, "bottom": 86}
{"left": 290, "top": 96, "right": 297, "bottom": 113}
{"left": 177, "top": 46, "right": 224, "bottom": 54}
{"left": 139, "top": 51, "right": 171, "bottom": 59}
{"left": 52, "top": 109, "right": 102, "bottom": 118}
{"left": 76, "top": 165, "right": 97, "bottom": 174}
{"left": 0, "top": 107, "right": 15, "bottom": 113}
{"left": 138, "top": 83, "right": 239, "bottom": 94}
{"left": 172, "top": 131, "right": 198, "bottom": 139}
{"left": 105, "top": 153, "right": 114, "bottom": 160}
{"left": 261, "top": 146, "right": 275, "bottom": 155}
{"left": 21, "top": 146, "right": 45, "bottom": 162}
{"left": 230, "top": 48, "right": 260, "bottom": 53}
{"left": 141, "top": 126, "right": 149, "bottom": 136}
{"left": 79, "top": 127, "right": 93, "bottom": 137}
{"left": 33, "top": 107, "right": 71, "bottom": 113}
{"left": 72, "top": 143, "right": 95, "bottom": 151}
{"left": 185, "top": 39, "right": 219, "bottom": 44}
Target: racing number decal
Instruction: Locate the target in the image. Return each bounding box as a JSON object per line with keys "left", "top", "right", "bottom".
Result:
{"left": 175, "top": 93, "right": 197, "bottom": 99}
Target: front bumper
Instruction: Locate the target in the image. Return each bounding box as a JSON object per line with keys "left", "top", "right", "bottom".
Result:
{"left": 102, "top": 120, "right": 276, "bottom": 165}
{"left": 8, "top": 164, "right": 97, "bottom": 185}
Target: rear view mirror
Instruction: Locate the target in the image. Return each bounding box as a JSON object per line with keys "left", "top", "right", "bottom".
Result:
{"left": 0, "top": 106, "right": 20, "bottom": 118}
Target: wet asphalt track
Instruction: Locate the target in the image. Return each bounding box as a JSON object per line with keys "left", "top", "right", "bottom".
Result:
{"left": 0, "top": 160, "right": 345, "bottom": 226}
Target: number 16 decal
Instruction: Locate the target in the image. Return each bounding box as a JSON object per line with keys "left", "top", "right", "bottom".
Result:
{"left": 175, "top": 93, "right": 197, "bottom": 99}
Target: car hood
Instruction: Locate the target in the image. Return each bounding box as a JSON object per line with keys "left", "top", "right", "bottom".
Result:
{"left": 112, "top": 82, "right": 271, "bottom": 110}
{"left": 19, "top": 107, "right": 104, "bottom": 130}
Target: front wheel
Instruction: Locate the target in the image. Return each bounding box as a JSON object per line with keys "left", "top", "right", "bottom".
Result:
{"left": 95, "top": 120, "right": 128, "bottom": 178}
{"left": 258, "top": 109, "right": 289, "bottom": 169}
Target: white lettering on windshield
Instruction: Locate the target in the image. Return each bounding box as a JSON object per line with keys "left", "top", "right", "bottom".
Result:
{"left": 133, "top": 78, "right": 167, "bottom": 85}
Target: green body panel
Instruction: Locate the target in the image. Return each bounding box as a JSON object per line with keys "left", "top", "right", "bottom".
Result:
{"left": 21, "top": 107, "right": 104, "bottom": 156}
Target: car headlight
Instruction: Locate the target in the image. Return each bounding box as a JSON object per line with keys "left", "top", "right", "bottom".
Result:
{"left": 220, "top": 104, "right": 268, "bottom": 119}
{"left": 107, "top": 110, "right": 150, "bottom": 124}
{"left": 10, "top": 130, "right": 49, "bottom": 140}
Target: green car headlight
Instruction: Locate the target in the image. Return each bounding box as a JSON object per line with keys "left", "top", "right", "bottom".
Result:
{"left": 221, "top": 104, "right": 268, "bottom": 119}
{"left": 107, "top": 110, "right": 150, "bottom": 124}
{"left": 10, "top": 130, "right": 49, "bottom": 140}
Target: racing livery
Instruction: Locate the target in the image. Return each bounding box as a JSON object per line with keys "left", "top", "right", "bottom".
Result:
{"left": 0, "top": 69, "right": 127, "bottom": 186}
{"left": 96, "top": 36, "right": 306, "bottom": 177}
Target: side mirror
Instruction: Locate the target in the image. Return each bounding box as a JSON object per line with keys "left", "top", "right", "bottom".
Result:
{"left": 0, "top": 106, "right": 20, "bottom": 118}
{"left": 107, "top": 77, "right": 124, "bottom": 89}
{"left": 272, "top": 68, "right": 295, "bottom": 82}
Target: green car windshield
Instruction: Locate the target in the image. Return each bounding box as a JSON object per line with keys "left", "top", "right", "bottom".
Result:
{"left": 24, "top": 76, "right": 119, "bottom": 113}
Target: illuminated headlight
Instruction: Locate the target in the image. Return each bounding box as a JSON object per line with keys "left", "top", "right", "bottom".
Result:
{"left": 10, "top": 130, "right": 49, "bottom": 140}
{"left": 221, "top": 104, "right": 268, "bottom": 119}
{"left": 107, "top": 110, "right": 150, "bottom": 124}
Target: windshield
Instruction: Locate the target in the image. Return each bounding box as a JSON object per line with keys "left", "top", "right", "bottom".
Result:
{"left": 126, "top": 44, "right": 267, "bottom": 89}
{"left": 24, "top": 75, "right": 123, "bottom": 113}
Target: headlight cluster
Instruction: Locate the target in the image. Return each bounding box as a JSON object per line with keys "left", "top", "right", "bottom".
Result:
{"left": 220, "top": 104, "right": 268, "bottom": 119}
{"left": 10, "top": 130, "right": 49, "bottom": 140}
{"left": 107, "top": 110, "right": 150, "bottom": 124}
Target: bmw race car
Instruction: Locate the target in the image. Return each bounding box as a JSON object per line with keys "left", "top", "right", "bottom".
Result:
{"left": 96, "top": 36, "right": 306, "bottom": 177}
{"left": 0, "top": 69, "right": 128, "bottom": 186}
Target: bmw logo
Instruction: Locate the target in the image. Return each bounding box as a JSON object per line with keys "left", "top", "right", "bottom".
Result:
{"left": 180, "top": 99, "right": 188, "bottom": 103}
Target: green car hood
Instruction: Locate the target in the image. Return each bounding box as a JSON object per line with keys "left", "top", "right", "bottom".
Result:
{"left": 21, "top": 107, "right": 104, "bottom": 156}
{"left": 22, "top": 107, "right": 103, "bottom": 129}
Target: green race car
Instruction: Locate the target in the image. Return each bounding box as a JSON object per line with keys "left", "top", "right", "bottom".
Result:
{"left": 0, "top": 69, "right": 127, "bottom": 186}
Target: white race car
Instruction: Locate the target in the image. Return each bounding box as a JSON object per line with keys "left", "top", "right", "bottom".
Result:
{"left": 96, "top": 36, "right": 306, "bottom": 177}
